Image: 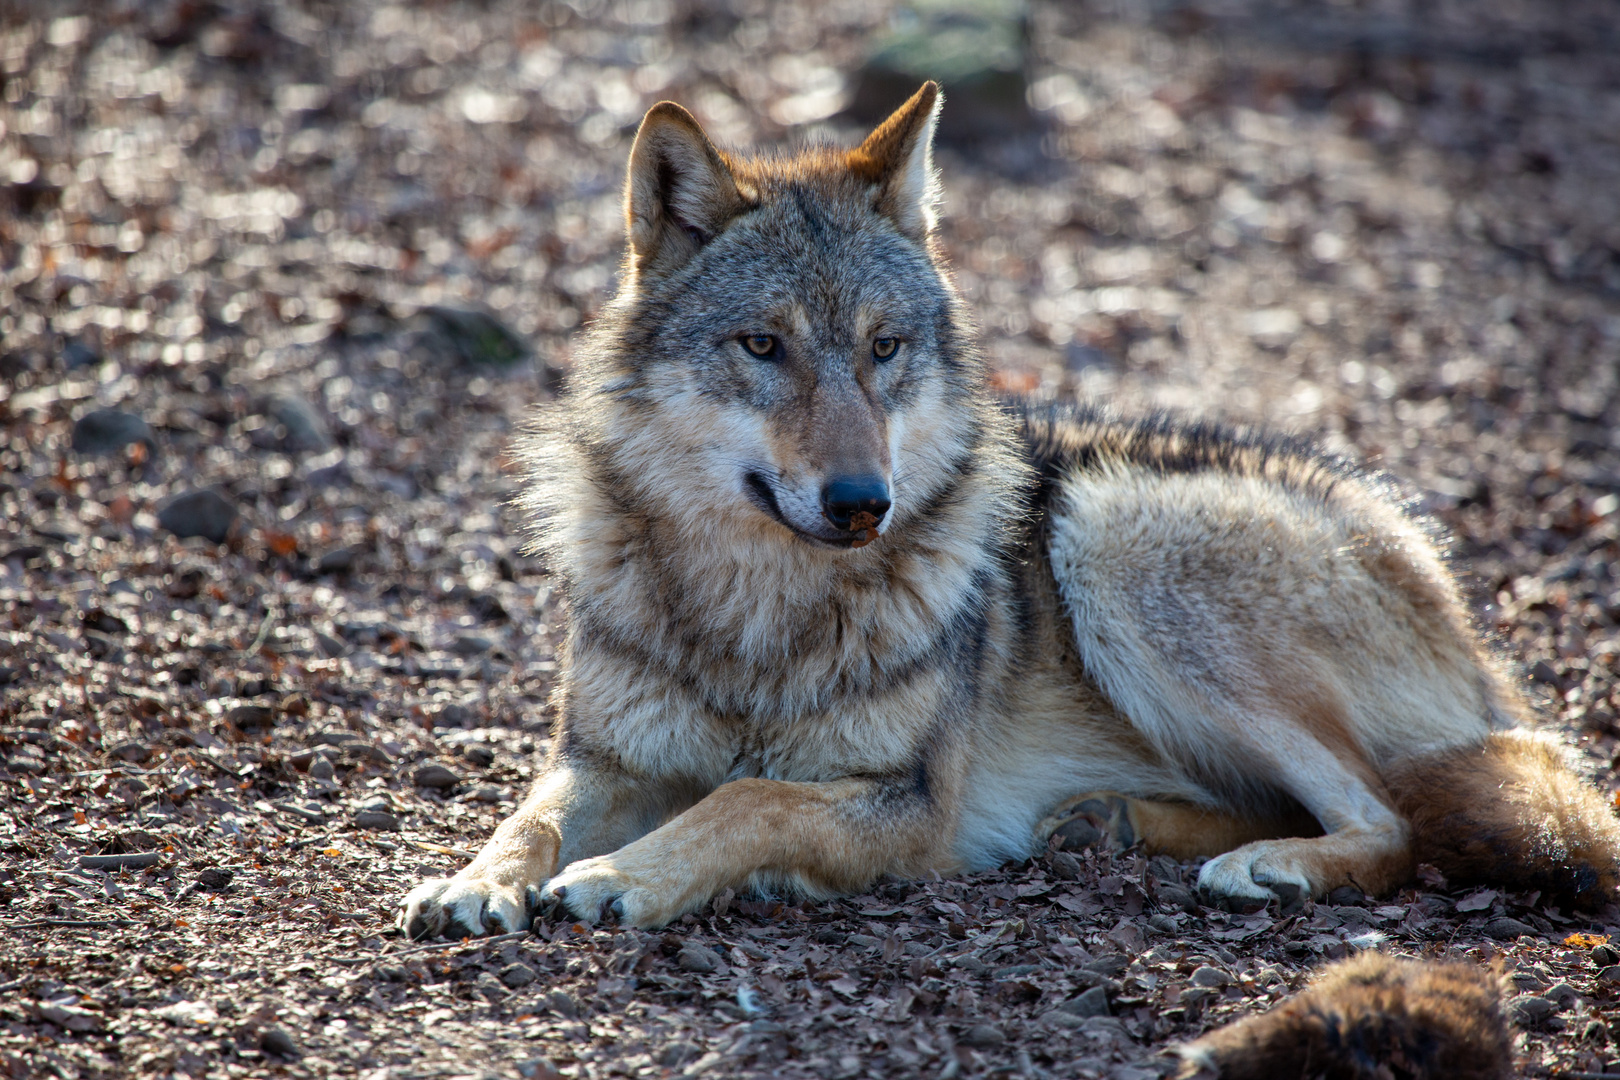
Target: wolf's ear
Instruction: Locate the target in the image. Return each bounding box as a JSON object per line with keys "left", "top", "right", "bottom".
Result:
{"left": 624, "top": 102, "right": 751, "bottom": 276}
{"left": 848, "top": 82, "right": 943, "bottom": 240}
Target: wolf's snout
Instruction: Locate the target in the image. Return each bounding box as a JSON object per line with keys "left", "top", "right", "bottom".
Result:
{"left": 821, "top": 476, "right": 891, "bottom": 531}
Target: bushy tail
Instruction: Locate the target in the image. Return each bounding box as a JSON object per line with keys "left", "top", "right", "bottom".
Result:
{"left": 1388, "top": 730, "right": 1620, "bottom": 909}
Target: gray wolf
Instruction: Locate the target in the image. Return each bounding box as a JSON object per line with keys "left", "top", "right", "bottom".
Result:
{"left": 400, "top": 81, "right": 1620, "bottom": 940}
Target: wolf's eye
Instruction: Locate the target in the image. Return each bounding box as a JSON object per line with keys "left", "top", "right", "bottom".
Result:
{"left": 872, "top": 337, "right": 899, "bottom": 361}
{"left": 742, "top": 335, "right": 777, "bottom": 358}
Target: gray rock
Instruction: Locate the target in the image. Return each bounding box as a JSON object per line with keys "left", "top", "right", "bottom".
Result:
{"left": 462, "top": 744, "right": 495, "bottom": 768}
{"left": 79, "top": 852, "right": 160, "bottom": 871}
{"left": 308, "top": 755, "right": 336, "bottom": 781}
{"left": 265, "top": 394, "right": 331, "bottom": 452}
{"left": 313, "top": 546, "right": 358, "bottom": 574}
{"left": 1058, "top": 985, "right": 1110, "bottom": 1018}
{"left": 1485, "top": 916, "right": 1536, "bottom": 940}
{"left": 196, "top": 867, "right": 233, "bottom": 889}
{"left": 1155, "top": 884, "right": 1199, "bottom": 913}
{"left": 1188, "top": 965, "right": 1229, "bottom": 988}
{"left": 413, "top": 763, "right": 461, "bottom": 789}
{"left": 157, "top": 489, "right": 238, "bottom": 544}
{"left": 1509, "top": 994, "right": 1555, "bottom": 1026}
{"left": 500, "top": 962, "right": 538, "bottom": 988}
{"left": 260, "top": 1027, "right": 299, "bottom": 1058}
{"left": 61, "top": 340, "right": 100, "bottom": 369}
{"left": 545, "top": 989, "right": 580, "bottom": 1018}
{"left": 1049, "top": 851, "right": 1083, "bottom": 880}
{"left": 657, "top": 1043, "right": 697, "bottom": 1068}
{"left": 39, "top": 1001, "right": 101, "bottom": 1031}
{"left": 678, "top": 943, "right": 721, "bottom": 974}
{"left": 72, "top": 409, "right": 155, "bottom": 457}
{"left": 846, "top": 0, "right": 1032, "bottom": 141}
{"left": 450, "top": 633, "right": 495, "bottom": 656}
{"left": 353, "top": 809, "right": 401, "bottom": 831}
{"left": 422, "top": 305, "right": 530, "bottom": 367}
{"left": 961, "top": 1023, "right": 1005, "bottom": 1047}
{"left": 108, "top": 740, "right": 151, "bottom": 763}
{"left": 224, "top": 704, "right": 275, "bottom": 729}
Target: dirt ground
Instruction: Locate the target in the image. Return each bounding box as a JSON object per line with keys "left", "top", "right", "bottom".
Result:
{"left": 3, "top": 1, "right": 1620, "bottom": 1077}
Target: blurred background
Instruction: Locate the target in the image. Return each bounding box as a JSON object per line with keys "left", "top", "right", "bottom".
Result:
{"left": 2, "top": 3, "right": 1620, "bottom": 1077}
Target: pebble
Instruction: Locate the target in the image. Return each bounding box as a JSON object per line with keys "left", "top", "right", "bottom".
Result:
{"left": 353, "top": 809, "right": 401, "bottom": 831}
{"left": 108, "top": 740, "right": 151, "bottom": 763}
{"left": 224, "top": 704, "right": 275, "bottom": 729}
{"left": 1058, "top": 985, "right": 1111, "bottom": 1018}
{"left": 157, "top": 489, "right": 238, "bottom": 544}
{"left": 461, "top": 744, "right": 495, "bottom": 767}
{"left": 260, "top": 1027, "right": 299, "bottom": 1058}
{"left": 1509, "top": 994, "right": 1555, "bottom": 1025}
{"left": 38, "top": 1002, "right": 101, "bottom": 1032}
{"left": 265, "top": 394, "right": 331, "bottom": 452}
{"left": 308, "top": 755, "right": 336, "bottom": 780}
{"left": 413, "top": 763, "right": 461, "bottom": 788}
{"left": 1485, "top": 916, "right": 1537, "bottom": 940}
{"left": 60, "top": 340, "right": 100, "bottom": 369}
{"left": 545, "top": 990, "right": 581, "bottom": 1018}
{"left": 422, "top": 304, "right": 529, "bottom": 366}
{"left": 961, "top": 1023, "right": 1005, "bottom": 1047}
{"left": 500, "top": 962, "right": 538, "bottom": 988}
{"left": 71, "top": 408, "right": 155, "bottom": 457}
{"left": 196, "top": 867, "right": 233, "bottom": 889}
{"left": 1188, "top": 966, "right": 1229, "bottom": 988}
{"left": 677, "top": 943, "right": 721, "bottom": 974}
{"left": 1049, "top": 851, "right": 1083, "bottom": 881}
{"left": 79, "top": 852, "right": 160, "bottom": 871}
{"left": 1154, "top": 884, "right": 1198, "bottom": 913}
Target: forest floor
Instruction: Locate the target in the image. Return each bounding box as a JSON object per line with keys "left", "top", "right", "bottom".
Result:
{"left": 3, "top": 1, "right": 1620, "bottom": 1077}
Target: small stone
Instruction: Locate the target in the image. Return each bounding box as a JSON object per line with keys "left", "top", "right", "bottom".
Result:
{"left": 435, "top": 703, "right": 476, "bottom": 728}
{"left": 61, "top": 340, "right": 100, "bottom": 368}
{"left": 71, "top": 409, "right": 155, "bottom": 457}
{"left": 1058, "top": 985, "right": 1110, "bottom": 1018}
{"left": 1485, "top": 916, "right": 1536, "bottom": 940}
{"left": 450, "top": 633, "right": 495, "bottom": 656}
{"left": 1188, "top": 966, "right": 1229, "bottom": 988}
{"left": 1598, "top": 964, "right": 1620, "bottom": 984}
{"left": 422, "top": 304, "right": 530, "bottom": 367}
{"left": 79, "top": 852, "right": 160, "bottom": 871}
{"left": 500, "top": 962, "right": 538, "bottom": 988}
{"left": 39, "top": 1002, "right": 101, "bottom": 1032}
{"left": 308, "top": 755, "right": 336, "bottom": 781}
{"left": 657, "top": 1043, "right": 697, "bottom": 1068}
{"left": 313, "top": 546, "right": 358, "bottom": 574}
{"left": 961, "top": 1023, "right": 1005, "bottom": 1048}
{"left": 468, "top": 785, "right": 503, "bottom": 803}
{"left": 677, "top": 943, "right": 721, "bottom": 974}
{"left": 1510, "top": 994, "right": 1555, "bottom": 1026}
{"left": 1049, "top": 851, "right": 1082, "bottom": 880}
{"left": 108, "top": 740, "right": 151, "bottom": 763}
{"left": 353, "top": 810, "right": 401, "bottom": 831}
{"left": 196, "top": 867, "right": 233, "bottom": 890}
{"left": 462, "top": 744, "right": 495, "bottom": 768}
{"left": 1155, "top": 884, "right": 1198, "bottom": 913}
{"left": 1590, "top": 943, "right": 1620, "bottom": 967}
{"left": 260, "top": 1027, "right": 299, "bottom": 1058}
{"left": 413, "top": 763, "right": 460, "bottom": 789}
{"left": 157, "top": 489, "right": 238, "bottom": 544}
{"left": 224, "top": 704, "right": 275, "bottom": 729}
{"left": 1327, "top": 886, "right": 1368, "bottom": 906}
{"left": 517, "top": 1058, "right": 562, "bottom": 1080}
{"left": 545, "top": 990, "right": 580, "bottom": 1018}
{"left": 265, "top": 394, "right": 331, "bottom": 452}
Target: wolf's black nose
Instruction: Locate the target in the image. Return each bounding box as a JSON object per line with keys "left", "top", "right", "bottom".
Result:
{"left": 821, "top": 476, "right": 891, "bottom": 531}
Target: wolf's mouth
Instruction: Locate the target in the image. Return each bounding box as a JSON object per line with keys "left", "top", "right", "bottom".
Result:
{"left": 743, "top": 472, "right": 872, "bottom": 549}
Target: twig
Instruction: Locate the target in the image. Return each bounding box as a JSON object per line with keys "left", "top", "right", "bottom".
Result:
{"left": 340, "top": 928, "right": 532, "bottom": 964}
{"left": 2, "top": 918, "right": 143, "bottom": 928}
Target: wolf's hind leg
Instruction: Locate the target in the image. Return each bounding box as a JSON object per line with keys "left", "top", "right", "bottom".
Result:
{"left": 1039, "top": 793, "right": 1320, "bottom": 860}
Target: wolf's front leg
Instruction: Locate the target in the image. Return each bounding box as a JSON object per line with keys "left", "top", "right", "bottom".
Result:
{"left": 542, "top": 776, "right": 948, "bottom": 928}
{"left": 400, "top": 760, "right": 668, "bottom": 940}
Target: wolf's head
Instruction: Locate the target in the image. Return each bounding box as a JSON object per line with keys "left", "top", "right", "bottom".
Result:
{"left": 564, "top": 83, "right": 1001, "bottom": 555}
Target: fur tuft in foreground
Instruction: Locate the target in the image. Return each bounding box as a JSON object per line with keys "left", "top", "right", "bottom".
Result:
{"left": 1390, "top": 729, "right": 1620, "bottom": 909}
{"left": 1176, "top": 953, "right": 1513, "bottom": 1080}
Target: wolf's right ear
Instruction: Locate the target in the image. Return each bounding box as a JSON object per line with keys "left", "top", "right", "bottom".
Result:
{"left": 624, "top": 103, "right": 752, "bottom": 277}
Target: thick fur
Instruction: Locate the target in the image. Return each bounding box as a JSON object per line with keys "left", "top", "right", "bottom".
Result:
{"left": 1175, "top": 953, "right": 1513, "bottom": 1080}
{"left": 399, "top": 83, "right": 1620, "bottom": 942}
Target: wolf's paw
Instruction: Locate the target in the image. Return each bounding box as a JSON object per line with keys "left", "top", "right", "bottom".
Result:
{"left": 540, "top": 857, "right": 682, "bottom": 929}
{"left": 399, "top": 875, "right": 535, "bottom": 941}
{"left": 1038, "top": 792, "right": 1136, "bottom": 852}
{"left": 1196, "top": 844, "right": 1312, "bottom": 914}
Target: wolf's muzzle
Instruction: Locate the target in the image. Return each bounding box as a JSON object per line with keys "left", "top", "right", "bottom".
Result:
{"left": 821, "top": 476, "right": 891, "bottom": 532}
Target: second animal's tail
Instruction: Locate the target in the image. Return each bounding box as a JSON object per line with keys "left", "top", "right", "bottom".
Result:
{"left": 1387, "top": 730, "right": 1620, "bottom": 909}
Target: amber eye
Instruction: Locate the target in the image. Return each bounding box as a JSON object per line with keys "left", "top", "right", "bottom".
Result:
{"left": 742, "top": 335, "right": 777, "bottom": 358}
{"left": 872, "top": 337, "right": 899, "bottom": 361}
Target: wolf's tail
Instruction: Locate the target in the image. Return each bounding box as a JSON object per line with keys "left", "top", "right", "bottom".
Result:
{"left": 1387, "top": 730, "right": 1620, "bottom": 909}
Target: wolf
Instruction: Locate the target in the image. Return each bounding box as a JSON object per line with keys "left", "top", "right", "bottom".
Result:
{"left": 400, "top": 82, "right": 1620, "bottom": 940}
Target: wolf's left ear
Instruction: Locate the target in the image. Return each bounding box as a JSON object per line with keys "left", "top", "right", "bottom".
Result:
{"left": 848, "top": 82, "right": 943, "bottom": 240}
{"left": 625, "top": 102, "right": 753, "bottom": 277}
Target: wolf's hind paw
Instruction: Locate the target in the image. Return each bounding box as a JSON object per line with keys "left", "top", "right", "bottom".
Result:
{"left": 1038, "top": 792, "right": 1136, "bottom": 853}
{"left": 1196, "top": 844, "right": 1312, "bottom": 915}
